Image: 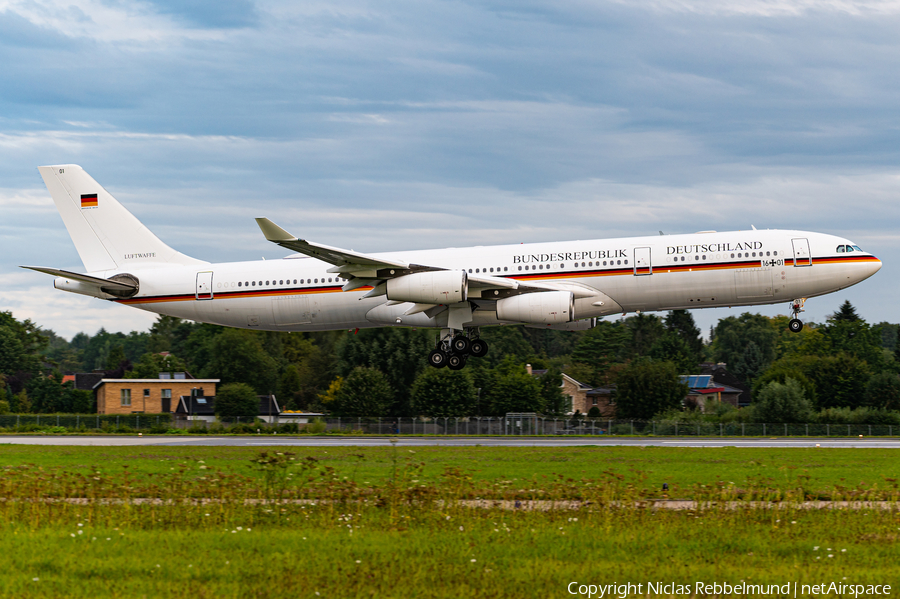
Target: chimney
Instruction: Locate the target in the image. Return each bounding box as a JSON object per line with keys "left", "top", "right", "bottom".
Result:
{"left": 526, "top": 364, "right": 533, "bottom": 375}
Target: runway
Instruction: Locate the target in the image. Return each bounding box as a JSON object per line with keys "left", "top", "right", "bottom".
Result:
{"left": 2, "top": 435, "right": 900, "bottom": 448}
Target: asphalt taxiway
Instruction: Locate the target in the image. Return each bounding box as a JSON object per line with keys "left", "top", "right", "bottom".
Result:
{"left": 1, "top": 436, "right": 899, "bottom": 448}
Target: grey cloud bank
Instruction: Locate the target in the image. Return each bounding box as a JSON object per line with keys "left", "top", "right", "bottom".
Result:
{"left": 2, "top": 0, "right": 899, "bottom": 337}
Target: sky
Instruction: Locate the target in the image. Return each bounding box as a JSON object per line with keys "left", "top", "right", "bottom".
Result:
{"left": 3, "top": 0, "right": 900, "bottom": 339}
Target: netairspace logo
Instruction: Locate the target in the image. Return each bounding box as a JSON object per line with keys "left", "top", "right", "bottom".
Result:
{"left": 567, "top": 582, "right": 892, "bottom": 598}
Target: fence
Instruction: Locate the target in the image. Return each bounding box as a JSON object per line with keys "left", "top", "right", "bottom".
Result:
{"left": 0, "top": 414, "right": 899, "bottom": 436}
{"left": 0, "top": 413, "right": 173, "bottom": 432}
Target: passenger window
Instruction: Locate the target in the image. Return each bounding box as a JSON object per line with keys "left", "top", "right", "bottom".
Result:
{"left": 773, "top": 251, "right": 777, "bottom": 256}
{"left": 490, "top": 268, "right": 494, "bottom": 273}
{"left": 252, "top": 281, "right": 256, "bottom": 286}
{"left": 504, "top": 267, "right": 508, "bottom": 272}
{"left": 624, "top": 260, "right": 628, "bottom": 265}
{"left": 539, "top": 265, "right": 543, "bottom": 270}
{"left": 518, "top": 266, "right": 522, "bottom": 271}
{"left": 238, "top": 282, "right": 242, "bottom": 287}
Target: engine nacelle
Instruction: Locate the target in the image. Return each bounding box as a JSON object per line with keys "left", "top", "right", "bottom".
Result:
{"left": 386, "top": 270, "right": 467, "bottom": 304}
{"left": 496, "top": 291, "right": 574, "bottom": 324}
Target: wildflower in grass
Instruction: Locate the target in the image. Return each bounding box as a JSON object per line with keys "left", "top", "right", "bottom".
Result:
{"left": 471, "top": 559, "right": 476, "bottom": 563}
{"left": 32, "top": 578, "right": 38, "bottom": 582}
{"left": 355, "top": 560, "right": 361, "bottom": 564}
{"left": 459, "top": 526, "right": 464, "bottom": 531}
{"left": 77, "top": 523, "right": 83, "bottom": 527}
{"left": 841, "top": 549, "right": 846, "bottom": 552}
{"left": 813, "top": 546, "right": 819, "bottom": 550}
{"left": 828, "top": 554, "right": 833, "bottom": 558}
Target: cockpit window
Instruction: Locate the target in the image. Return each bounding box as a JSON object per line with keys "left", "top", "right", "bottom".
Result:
{"left": 836, "top": 245, "right": 846, "bottom": 253}
{"left": 851, "top": 245, "right": 862, "bottom": 252}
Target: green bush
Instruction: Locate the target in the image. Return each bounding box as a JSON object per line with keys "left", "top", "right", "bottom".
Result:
{"left": 307, "top": 418, "right": 326, "bottom": 434}
{"left": 187, "top": 424, "right": 208, "bottom": 434}
{"left": 753, "top": 378, "right": 812, "bottom": 423}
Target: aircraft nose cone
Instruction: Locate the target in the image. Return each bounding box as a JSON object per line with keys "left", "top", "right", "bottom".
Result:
{"left": 863, "top": 256, "right": 882, "bottom": 280}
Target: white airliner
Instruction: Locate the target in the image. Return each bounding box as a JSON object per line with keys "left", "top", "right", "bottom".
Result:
{"left": 24, "top": 165, "right": 882, "bottom": 369}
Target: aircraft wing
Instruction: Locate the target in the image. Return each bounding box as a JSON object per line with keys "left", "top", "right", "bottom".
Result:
{"left": 256, "top": 218, "right": 409, "bottom": 271}
{"left": 255, "top": 218, "right": 602, "bottom": 304}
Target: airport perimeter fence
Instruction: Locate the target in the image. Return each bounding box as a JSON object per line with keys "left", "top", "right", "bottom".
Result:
{"left": 1, "top": 414, "right": 900, "bottom": 436}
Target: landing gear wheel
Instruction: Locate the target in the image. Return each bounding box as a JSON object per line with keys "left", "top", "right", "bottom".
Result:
{"left": 448, "top": 354, "right": 467, "bottom": 370}
{"left": 469, "top": 339, "right": 489, "bottom": 358}
{"left": 428, "top": 349, "right": 448, "bottom": 368}
{"left": 451, "top": 335, "right": 470, "bottom": 354}
{"left": 789, "top": 318, "right": 804, "bottom": 333}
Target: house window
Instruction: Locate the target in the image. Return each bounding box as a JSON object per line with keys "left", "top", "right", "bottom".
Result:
{"left": 161, "top": 389, "right": 172, "bottom": 399}
{"left": 591, "top": 398, "right": 598, "bottom": 406}
{"left": 120, "top": 389, "right": 131, "bottom": 407}
{"left": 143, "top": 389, "right": 150, "bottom": 398}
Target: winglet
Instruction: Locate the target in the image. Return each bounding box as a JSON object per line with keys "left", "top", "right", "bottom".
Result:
{"left": 255, "top": 217, "right": 298, "bottom": 242}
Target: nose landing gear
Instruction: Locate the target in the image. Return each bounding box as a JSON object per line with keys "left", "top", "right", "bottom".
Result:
{"left": 788, "top": 298, "right": 807, "bottom": 333}
{"left": 428, "top": 328, "right": 489, "bottom": 369}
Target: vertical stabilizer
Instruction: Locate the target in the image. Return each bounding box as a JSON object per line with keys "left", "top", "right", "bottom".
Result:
{"left": 38, "top": 165, "right": 205, "bottom": 272}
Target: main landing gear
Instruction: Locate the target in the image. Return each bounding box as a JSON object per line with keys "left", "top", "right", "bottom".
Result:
{"left": 428, "top": 329, "right": 489, "bottom": 370}
{"left": 788, "top": 298, "right": 807, "bottom": 333}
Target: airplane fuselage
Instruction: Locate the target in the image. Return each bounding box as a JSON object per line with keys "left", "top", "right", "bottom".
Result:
{"left": 82, "top": 228, "right": 880, "bottom": 332}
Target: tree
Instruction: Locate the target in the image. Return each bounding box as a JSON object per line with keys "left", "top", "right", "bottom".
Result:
{"left": 821, "top": 304, "right": 883, "bottom": 368}
{"left": 733, "top": 341, "right": 766, "bottom": 385}
{"left": 613, "top": 359, "right": 688, "bottom": 420}
{"left": 831, "top": 300, "right": 860, "bottom": 322}
{"left": 806, "top": 354, "right": 871, "bottom": 410}
{"left": 127, "top": 352, "right": 188, "bottom": 379}
{"left": 648, "top": 332, "right": 697, "bottom": 374}
{"left": 864, "top": 371, "right": 900, "bottom": 410}
{"left": 202, "top": 329, "right": 278, "bottom": 394}
{"left": 334, "top": 367, "right": 394, "bottom": 417}
{"left": 336, "top": 328, "right": 432, "bottom": 415}
{"left": 625, "top": 313, "right": 665, "bottom": 358}
{"left": 753, "top": 378, "right": 812, "bottom": 423}
{"left": 215, "top": 382, "right": 259, "bottom": 420}
{"left": 478, "top": 358, "right": 544, "bottom": 416}
{"left": 538, "top": 367, "right": 568, "bottom": 416}
{"left": 752, "top": 359, "right": 817, "bottom": 405}
{"left": 664, "top": 310, "right": 704, "bottom": 363}
{"left": 410, "top": 368, "right": 478, "bottom": 417}
{"left": 711, "top": 313, "right": 777, "bottom": 372}
{"left": 569, "top": 320, "right": 630, "bottom": 385}
{"left": 477, "top": 326, "right": 536, "bottom": 368}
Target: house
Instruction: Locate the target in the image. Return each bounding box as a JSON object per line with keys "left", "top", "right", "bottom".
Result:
{"left": 94, "top": 377, "right": 219, "bottom": 414}
{"left": 680, "top": 375, "right": 744, "bottom": 410}
{"left": 174, "top": 393, "right": 281, "bottom": 423}
{"left": 560, "top": 373, "right": 616, "bottom": 417}
{"left": 697, "top": 363, "right": 752, "bottom": 407}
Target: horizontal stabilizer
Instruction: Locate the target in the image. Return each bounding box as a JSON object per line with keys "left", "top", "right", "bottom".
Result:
{"left": 20, "top": 266, "right": 137, "bottom": 292}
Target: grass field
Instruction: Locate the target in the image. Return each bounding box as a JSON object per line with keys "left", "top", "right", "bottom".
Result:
{"left": 2, "top": 445, "right": 899, "bottom": 499}
{"left": 0, "top": 445, "right": 897, "bottom": 597}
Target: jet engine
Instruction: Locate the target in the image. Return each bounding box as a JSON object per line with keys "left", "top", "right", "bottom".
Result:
{"left": 385, "top": 270, "right": 467, "bottom": 304}
{"left": 496, "top": 290, "right": 574, "bottom": 324}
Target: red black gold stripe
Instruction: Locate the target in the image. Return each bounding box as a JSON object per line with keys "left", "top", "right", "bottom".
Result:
{"left": 81, "top": 193, "right": 98, "bottom": 208}
{"left": 114, "top": 255, "right": 879, "bottom": 305}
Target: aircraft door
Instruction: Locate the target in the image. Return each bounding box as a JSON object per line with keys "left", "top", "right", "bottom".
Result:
{"left": 791, "top": 238, "right": 811, "bottom": 267}
{"left": 196, "top": 271, "right": 214, "bottom": 300}
{"left": 634, "top": 247, "right": 652, "bottom": 275}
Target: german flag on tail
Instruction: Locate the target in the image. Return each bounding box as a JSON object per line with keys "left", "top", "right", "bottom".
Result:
{"left": 81, "top": 193, "right": 98, "bottom": 208}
